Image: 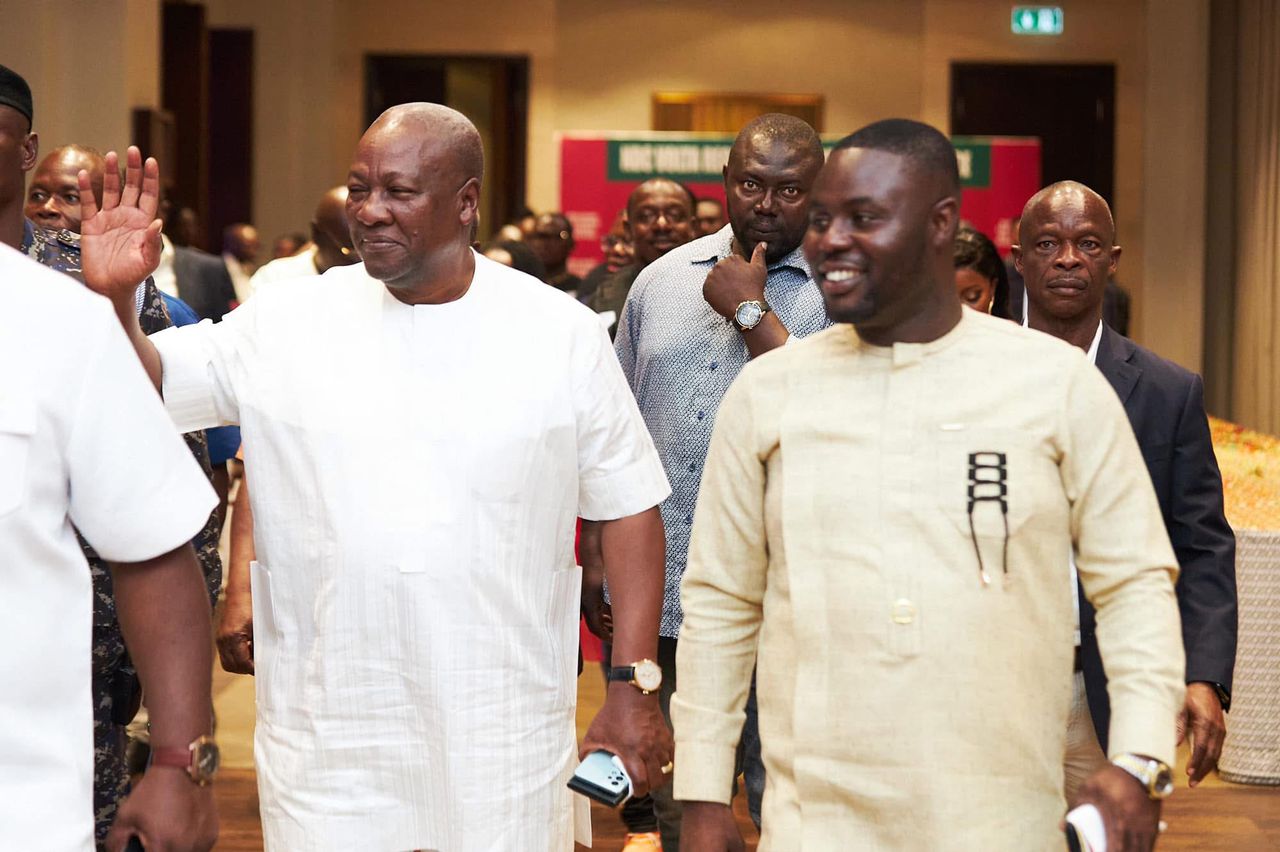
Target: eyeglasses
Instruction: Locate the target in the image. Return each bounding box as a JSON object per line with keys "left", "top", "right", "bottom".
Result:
{"left": 601, "top": 235, "right": 632, "bottom": 251}
{"left": 631, "top": 208, "right": 690, "bottom": 226}
{"left": 967, "top": 451, "right": 1009, "bottom": 586}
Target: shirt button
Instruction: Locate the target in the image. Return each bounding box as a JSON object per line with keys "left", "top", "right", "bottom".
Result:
{"left": 696, "top": 411, "right": 705, "bottom": 420}
{"left": 709, "top": 361, "right": 718, "bottom": 370}
{"left": 684, "top": 515, "right": 693, "bottom": 525}
{"left": 688, "top": 463, "right": 697, "bottom": 472}
{"left": 891, "top": 598, "right": 916, "bottom": 625}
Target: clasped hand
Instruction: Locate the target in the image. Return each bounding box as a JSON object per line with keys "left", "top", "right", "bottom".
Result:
{"left": 105, "top": 769, "right": 217, "bottom": 852}
{"left": 579, "top": 684, "right": 672, "bottom": 798}
{"left": 1072, "top": 764, "right": 1160, "bottom": 852}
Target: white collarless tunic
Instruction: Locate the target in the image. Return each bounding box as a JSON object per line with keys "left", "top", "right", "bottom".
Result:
{"left": 153, "top": 255, "right": 670, "bottom": 851}
{"left": 0, "top": 247, "right": 215, "bottom": 850}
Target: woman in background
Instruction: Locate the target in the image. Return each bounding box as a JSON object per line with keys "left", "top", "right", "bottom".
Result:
{"left": 953, "top": 224, "right": 1011, "bottom": 319}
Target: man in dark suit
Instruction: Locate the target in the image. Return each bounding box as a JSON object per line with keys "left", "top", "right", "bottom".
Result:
{"left": 173, "top": 243, "right": 237, "bottom": 321}
{"left": 1016, "top": 180, "right": 1237, "bottom": 803}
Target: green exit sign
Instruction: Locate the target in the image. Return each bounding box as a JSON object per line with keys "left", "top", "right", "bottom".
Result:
{"left": 1011, "top": 6, "right": 1063, "bottom": 35}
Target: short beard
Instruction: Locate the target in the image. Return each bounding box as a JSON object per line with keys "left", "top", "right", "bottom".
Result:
{"left": 822, "top": 290, "right": 877, "bottom": 325}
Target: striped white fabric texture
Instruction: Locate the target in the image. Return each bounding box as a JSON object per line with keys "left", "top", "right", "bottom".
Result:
{"left": 152, "top": 254, "right": 670, "bottom": 850}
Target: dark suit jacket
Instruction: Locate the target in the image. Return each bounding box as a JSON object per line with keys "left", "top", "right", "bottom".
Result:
{"left": 173, "top": 245, "right": 237, "bottom": 321}
{"left": 1081, "top": 325, "right": 1237, "bottom": 751}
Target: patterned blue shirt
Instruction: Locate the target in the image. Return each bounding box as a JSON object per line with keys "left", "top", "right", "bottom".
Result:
{"left": 615, "top": 225, "right": 832, "bottom": 636}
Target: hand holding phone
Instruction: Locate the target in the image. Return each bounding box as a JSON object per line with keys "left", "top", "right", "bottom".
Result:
{"left": 1064, "top": 804, "right": 1106, "bottom": 852}
{"left": 567, "top": 749, "right": 632, "bottom": 807}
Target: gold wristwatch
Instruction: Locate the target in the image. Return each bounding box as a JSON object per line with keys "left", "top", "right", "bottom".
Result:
{"left": 1111, "top": 753, "right": 1174, "bottom": 799}
{"left": 732, "top": 299, "right": 771, "bottom": 332}
{"left": 151, "top": 735, "right": 221, "bottom": 786}
{"left": 606, "top": 659, "right": 662, "bottom": 694}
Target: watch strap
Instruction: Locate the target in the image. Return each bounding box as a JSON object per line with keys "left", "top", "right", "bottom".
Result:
{"left": 1111, "top": 753, "right": 1171, "bottom": 799}
{"left": 606, "top": 665, "right": 636, "bottom": 684}
{"left": 151, "top": 736, "right": 219, "bottom": 785}
{"left": 1210, "top": 681, "right": 1231, "bottom": 712}
{"left": 151, "top": 745, "right": 192, "bottom": 771}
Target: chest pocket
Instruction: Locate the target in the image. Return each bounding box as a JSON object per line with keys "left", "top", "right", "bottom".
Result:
{"left": 0, "top": 400, "right": 36, "bottom": 518}
{"left": 933, "top": 427, "right": 1043, "bottom": 552}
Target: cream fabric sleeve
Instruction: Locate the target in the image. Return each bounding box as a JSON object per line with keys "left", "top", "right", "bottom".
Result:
{"left": 1062, "top": 357, "right": 1185, "bottom": 764}
{"left": 671, "top": 372, "right": 768, "bottom": 805}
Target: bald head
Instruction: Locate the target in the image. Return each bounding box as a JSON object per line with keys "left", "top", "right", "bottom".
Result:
{"left": 314, "top": 185, "right": 349, "bottom": 235}
{"left": 724, "top": 113, "right": 824, "bottom": 263}
{"left": 223, "top": 223, "right": 260, "bottom": 264}
{"left": 311, "top": 185, "right": 355, "bottom": 273}
{"left": 1019, "top": 181, "right": 1115, "bottom": 244}
{"left": 627, "top": 178, "right": 692, "bottom": 215}
{"left": 25, "top": 144, "right": 106, "bottom": 233}
{"left": 728, "top": 113, "right": 823, "bottom": 172}
{"left": 1015, "top": 180, "right": 1121, "bottom": 337}
{"left": 626, "top": 177, "right": 696, "bottom": 266}
{"left": 367, "top": 102, "right": 484, "bottom": 188}
{"left": 346, "top": 103, "right": 485, "bottom": 297}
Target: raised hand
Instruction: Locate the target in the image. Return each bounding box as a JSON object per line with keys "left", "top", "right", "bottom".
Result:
{"left": 80, "top": 146, "right": 164, "bottom": 301}
{"left": 703, "top": 241, "right": 768, "bottom": 319}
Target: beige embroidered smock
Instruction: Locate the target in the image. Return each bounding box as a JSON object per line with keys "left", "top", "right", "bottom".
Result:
{"left": 672, "top": 309, "right": 1184, "bottom": 851}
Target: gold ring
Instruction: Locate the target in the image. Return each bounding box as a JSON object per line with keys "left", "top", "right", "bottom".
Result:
{"left": 660, "top": 761, "right": 674, "bottom": 775}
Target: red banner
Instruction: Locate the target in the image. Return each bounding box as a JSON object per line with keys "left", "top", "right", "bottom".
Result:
{"left": 558, "top": 132, "right": 1041, "bottom": 274}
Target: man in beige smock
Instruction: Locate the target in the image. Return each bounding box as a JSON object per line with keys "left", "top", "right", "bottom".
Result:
{"left": 673, "top": 119, "right": 1185, "bottom": 852}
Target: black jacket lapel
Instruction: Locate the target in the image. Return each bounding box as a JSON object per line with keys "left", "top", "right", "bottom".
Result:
{"left": 1094, "top": 324, "right": 1140, "bottom": 406}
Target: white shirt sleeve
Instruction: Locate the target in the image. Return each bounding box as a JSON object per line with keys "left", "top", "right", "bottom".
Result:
{"left": 66, "top": 304, "right": 217, "bottom": 563}
{"left": 572, "top": 314, "right": 670, "bottom": 520}
{"left": 151, "top": 297, "right": 257, "bottom": 432}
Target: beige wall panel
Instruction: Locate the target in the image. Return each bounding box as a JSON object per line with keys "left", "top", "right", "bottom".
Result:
{"left": 206, "top": 0, "right": 348, "bottom": 249}
{"left": 920, "top": 0, "right": 1149, "bottom": 344}
{"left": 0, "top": 1, "right": 161, "bottom": 160}
{"left": 1139, "top": 0, "right": 1208, "bottom": 374}
{"left": 205, "top": 0, "right": 559, "bottom": 244}
{"left": 552, "top": 0, "right": 926, "bottom": 168}
{"left": 201, "top": 0, "right": 1215, "bottom": 371}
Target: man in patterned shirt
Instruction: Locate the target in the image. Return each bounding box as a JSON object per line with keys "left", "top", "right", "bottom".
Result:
{"left": 604, "top": 113, "right": 829, "bottom": 849}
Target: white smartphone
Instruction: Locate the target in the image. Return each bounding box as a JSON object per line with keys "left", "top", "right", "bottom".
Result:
{"left": 1064, "top": 804, "right": 1106, "bottom": 852}
{"left": 567, "top": 750, "right": 632, "bottom": 807}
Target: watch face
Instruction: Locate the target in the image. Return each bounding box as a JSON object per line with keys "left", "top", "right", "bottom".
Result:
{"left": 193, "top": 740, "right": 221, "bottom": 781}
{"left": 1153, "top": 765, "right": 1174, "bottom": 797}
{"left": 633, "top": 659, "right": 662, "bottom": 692}
{"left": 735, "top": 301, "right": 764, "bottom": 329}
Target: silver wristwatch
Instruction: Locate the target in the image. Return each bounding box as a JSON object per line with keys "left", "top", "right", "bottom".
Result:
{"left": 732, "top": 299, "right": 771, "bottom": 332}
